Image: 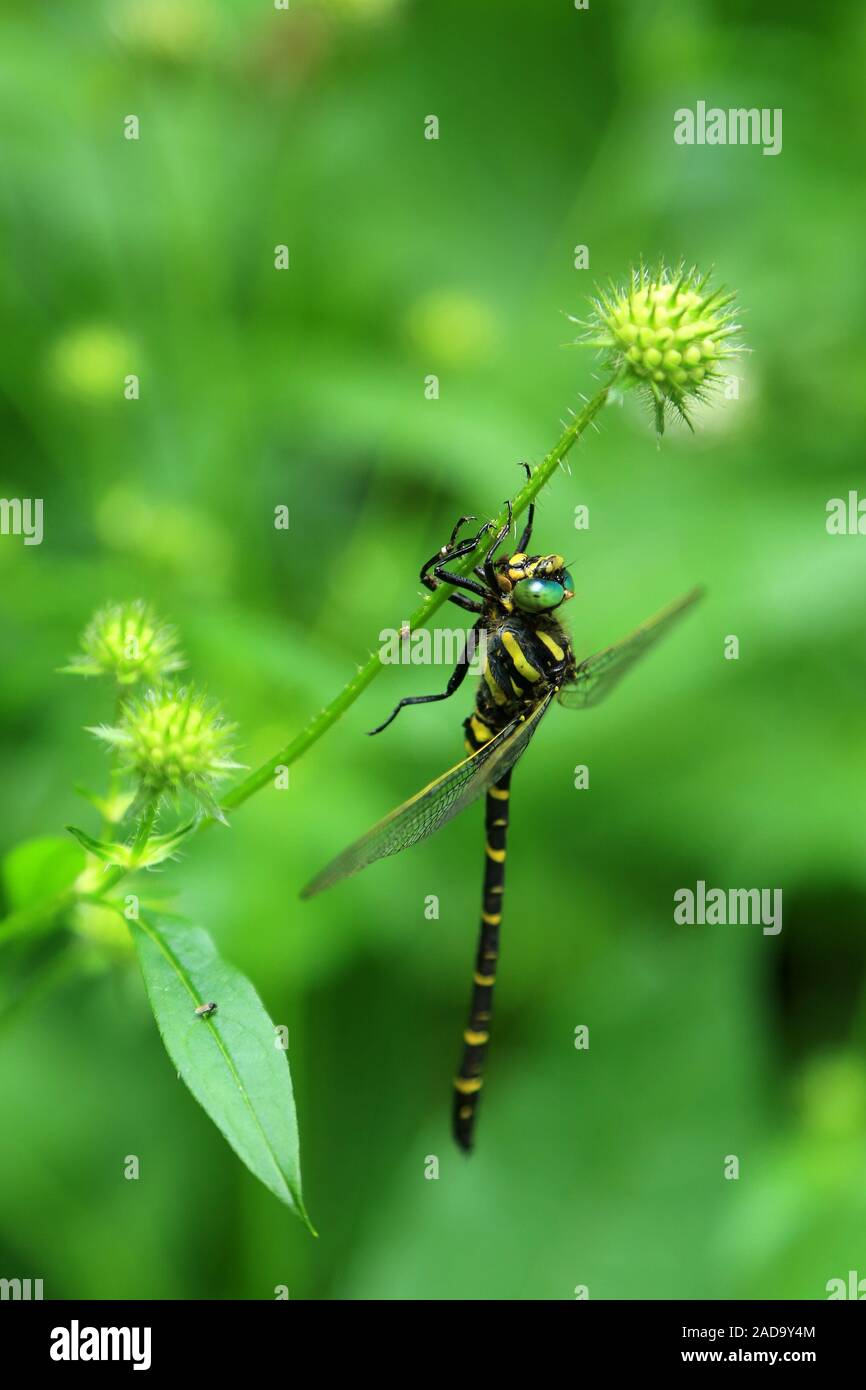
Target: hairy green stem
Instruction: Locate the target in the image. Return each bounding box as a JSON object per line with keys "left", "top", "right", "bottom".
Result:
{"left": 130, "top": 802, "right": 157, "bottom": 864}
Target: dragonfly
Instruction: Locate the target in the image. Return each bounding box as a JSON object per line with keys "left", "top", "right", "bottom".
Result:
{"left": 302, "top": 467, "right": 703, "bottom": 1153}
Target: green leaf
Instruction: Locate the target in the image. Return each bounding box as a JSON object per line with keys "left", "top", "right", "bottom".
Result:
{"left": 129, "top": 911, "right": 314, "bottom": 1232}
{"left": 136, "top": 816, "right": 201, "bottom": 865}
{"left": 2, "top": 837, "right": 85, "bottom": 913}
{"left": 66, "top": 817, "right": 200, "bottom": 869}
{"left": 66, "top": 825, "right": 119, "bottom": 864}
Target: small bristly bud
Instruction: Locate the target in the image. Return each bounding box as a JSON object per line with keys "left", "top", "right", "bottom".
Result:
{"left": 578, "top": 262, "right": 743, "bottom": 433}
{"left": 62, "top": 600, "right": 184, "bottom": 686}
{"left": 88, "top": 685, "right": 240, "bottom": 819}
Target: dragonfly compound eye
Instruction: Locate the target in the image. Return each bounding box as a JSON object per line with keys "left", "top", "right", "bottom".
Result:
{"left": 511, "top": 577, "right": 565, "bottom": 612}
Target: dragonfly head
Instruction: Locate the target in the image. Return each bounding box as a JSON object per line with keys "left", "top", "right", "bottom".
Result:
{"left": 497, "top": 553, "right": 575, "bottom": 614}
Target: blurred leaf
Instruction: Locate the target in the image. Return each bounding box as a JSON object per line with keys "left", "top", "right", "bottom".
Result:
{"left": 2, "top": 836, "right": 84, "bottom": 912}
{"left": 129, "top": 911, "right": 313, "bottom": 1232}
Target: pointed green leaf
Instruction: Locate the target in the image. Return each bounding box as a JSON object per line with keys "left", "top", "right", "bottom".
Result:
{"left": 129, "top": 911, "right": 313, "bottom": 1231}
{"left": 135, "top": 816, "right": 201, "bottom": 866}
{"left": 65, "top": 824, "right": 119, "bottom": 864}
{"left": 65, "top": 818, "right": 198, "bottom": 870}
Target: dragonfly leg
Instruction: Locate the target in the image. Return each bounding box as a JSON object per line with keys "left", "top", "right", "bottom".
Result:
{"left": 420, "top": 568, "right": 485, "bottom": 614}
{"left": 468, "top": 467, "right": 532, "bottom": 579}
{"left": 483, "top": 500, "right": 513, "bottom": 592}
{"left": 422, "top": 585, "right": 482, "bottom": 615}
{"left": 428, "top": 564, "right": 488, "bottom": 601}
{"left": 368, "top": 626, "right": 478, "bottom": 735}
{"left": 419, "top": 522, "right": 494, "bottom": 612}
{"left": 515, "top": 462, "right": 535, "bottom": 552}
{"left": 420, "top": 519, "right": 493, "bottom": 581}
{"left": 444, "top": 514, "right": 479, "bottom": 548}
{"left": 453, "top": 768, "right": 513, "bottom": 1152}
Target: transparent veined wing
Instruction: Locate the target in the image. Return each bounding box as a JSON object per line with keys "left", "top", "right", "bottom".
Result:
{"left": 301, "top": 690, "right": 556, "bottom": 898}
{"left": 558, "top": 587, "right": 704, "bottom": 710}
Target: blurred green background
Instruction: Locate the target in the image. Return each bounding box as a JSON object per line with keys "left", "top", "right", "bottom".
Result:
{"left": 1, "top": 0, "right": 865, "bottom": 1301}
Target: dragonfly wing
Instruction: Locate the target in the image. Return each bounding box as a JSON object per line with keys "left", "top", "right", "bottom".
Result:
{"left": 558, "top": 587, "right": 703, "bottom": 710}
{"left": 301, "top": 690, "right": 555, "bottom": 898}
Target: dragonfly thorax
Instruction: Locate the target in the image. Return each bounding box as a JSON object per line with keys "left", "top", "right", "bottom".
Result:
{"left": 465, "top": 604, "right": 575, "bottom": 753}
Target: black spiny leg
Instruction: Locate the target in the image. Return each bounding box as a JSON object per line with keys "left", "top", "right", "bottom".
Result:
{"left": 469, "top": 466, "right": 533, "bottom": 582}
{"left": 368, "top": 620, "right": 481, "bottom": 735}
{"left": 515, "top": 462, "right": 534, "bottom": 552}
{"left": 483, "top": 501, "right": 513, "bottom": 593}
{"left": 419, "top": 517, "right": 494, "bottom": 614}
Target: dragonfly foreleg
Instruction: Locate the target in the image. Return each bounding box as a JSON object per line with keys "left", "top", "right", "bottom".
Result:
{"left": 419, "top": 520, "right": 495, "bottom": 612}
{"left": 515, "top": 462, "right": 535, "bottom": 552}
{"left": 482, "top": 500, "right": 513, "bottom": 592}
{"left": 425, "top": 564, "right": 489, "bottom": 604}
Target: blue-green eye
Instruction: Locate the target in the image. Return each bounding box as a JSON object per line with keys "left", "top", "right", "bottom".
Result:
{"left": 562, "top": 570, "right": 575, "bottom": 595}
{"left": 512, "top": 577, "right": 565, "bottom": 612}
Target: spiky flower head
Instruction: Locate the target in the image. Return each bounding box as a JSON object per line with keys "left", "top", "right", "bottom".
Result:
{"left": 581, "top": 263, "right": 741, "bottom": 432}
{"left": 89, "top": 685, "right": 240, "bottom": 818}
{"left": 63, "top": 600, "right": 184, "bottom": 686}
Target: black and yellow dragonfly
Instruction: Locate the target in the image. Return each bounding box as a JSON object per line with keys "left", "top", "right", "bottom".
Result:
{"left": 302, "top": 475, "right": 702, "bottom": 1152}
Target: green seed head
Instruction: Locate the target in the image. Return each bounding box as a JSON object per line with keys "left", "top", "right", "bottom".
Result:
{"left": 64, "top": 600, "right": 184, "bottom": 686}
{"left": 580, "top": 263, "right": 742, "bottom": 432}
{"left": 89, "top": 685, "right": 239, "bottom": 808}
